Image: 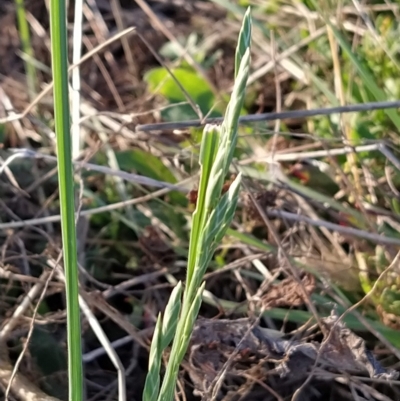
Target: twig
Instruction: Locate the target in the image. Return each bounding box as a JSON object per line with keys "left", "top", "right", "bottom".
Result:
{"left": 1, "top": 148, "right": 187, "bottom": 192}
{"left": 82, "top": 335, "right": 133, "bottom": 363}
{"left": 135, "top": 100, "right": 400, "bottom": 132}
{"left": 0, "top": 271, "right": 49, "bottom": 343}
{"left": 0, "top": 28, "right": 136, "bottom": 124}
{"left": 3, "top": 265, "right": 58, "bottom": 401}
{"left": 266, "top": 209, "right": 400, "bottom": 246}
{"left": 242, "top": 143, "right": 380, "bottom": 162}
{"left": 0, "top": 184, "right": 185, "bottom": 230}
{"left": 0, "top": 359, "right": 61, "bottom": 401}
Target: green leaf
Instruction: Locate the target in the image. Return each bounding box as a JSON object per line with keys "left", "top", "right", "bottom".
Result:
{"left": 161, "top": 282, "right": 183, "bottom": 350}
{"left": 235, "top": 8, "right": 252, "bottom": 77}
{"left": 204, "top": 174, "right": 242, "bottom": 247}
{"left": 144, "top": 67, "right": 220, "bottom": 117}
{"left": 160, "top": 103, "right": 202, "bottom": 122}
{"left": 221, "top": 49, "right": 251, "bottom": 174}
{"left": 143, "top": 315, "right": 163, "bottom": 401}
{"left": 178, "top": 282, "right": 205, "bottom": 361}
{"left": 380, "top": 287, "right": 400, "bottom": 316}
{"left": 115, "top": 149, "right": 177, "bottom": 183}
{"left": 187, "top": 125, "right": 221, "bottom": 285}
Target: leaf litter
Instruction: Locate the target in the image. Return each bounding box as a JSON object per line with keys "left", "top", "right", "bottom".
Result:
{"left": 186, "top": 311, "right": 398, "bottom": 401}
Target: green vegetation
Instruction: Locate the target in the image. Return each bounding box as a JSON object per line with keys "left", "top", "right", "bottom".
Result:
{"left": 0, "top": 1, "right": 400, "bottom": 401}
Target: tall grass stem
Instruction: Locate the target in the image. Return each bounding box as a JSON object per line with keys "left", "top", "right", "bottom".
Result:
{"left": 49, "top": 1, "right": 83, "bottom": 401}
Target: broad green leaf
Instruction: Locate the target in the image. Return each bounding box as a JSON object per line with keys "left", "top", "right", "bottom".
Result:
{"left": 160, "top": 103, "right": 203, "bottom": 122}
{"left": 116, "top": 149, "right": 177, "bottom": 183}
{"left": 144, "top": 67, "right": 221, "bottom": 117}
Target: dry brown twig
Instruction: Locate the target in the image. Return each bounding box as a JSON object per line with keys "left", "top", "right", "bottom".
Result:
{"left": 0, "top": 358, "right": 61, "bottom": 401}
{"left": 0, "top": 27, "right": 135, "bottom": 124}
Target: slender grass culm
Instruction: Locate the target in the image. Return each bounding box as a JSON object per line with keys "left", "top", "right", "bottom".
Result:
{"left": 14, "top": 0, "right": 37, "bottom": 100}
{"left": 49, "top": 2, "right": 84, "bottom": 401}
{"left": 143, "top": 8, "right": 252, "bottom": 401}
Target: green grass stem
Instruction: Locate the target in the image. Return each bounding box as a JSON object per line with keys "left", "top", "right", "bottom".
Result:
{"left": 14, "top": 0, "right": 37, "bottom": 99}
{"left": 49, "top": 1, "right": 83, "bottom": 401}
{"left": 142, "top": 8, "right": 252, "bottom": 401}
